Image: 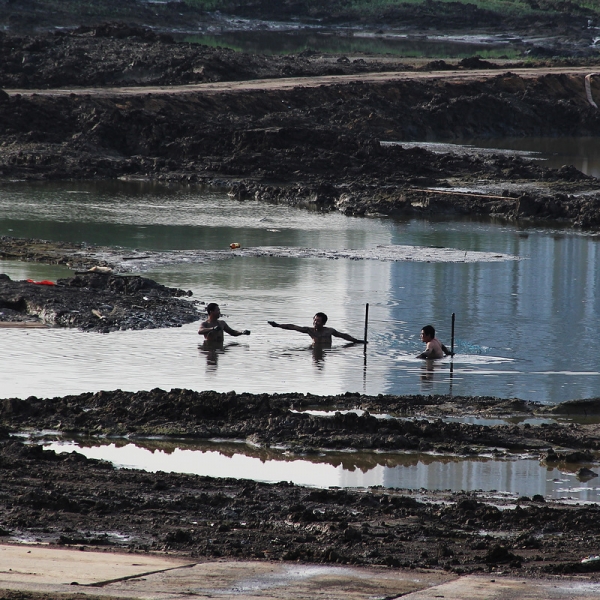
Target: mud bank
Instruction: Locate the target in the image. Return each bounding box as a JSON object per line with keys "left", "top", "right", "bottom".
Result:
{"left": 1, "top": 0, "right": 598, "bottom": 60}
{"left": 1, "top": 392, "right": 600, "bottom": 576}
{"left": 0, "top": 24, "right": 426, "bottom": 90}
{"left": 0, "top": 235, "right": 521, "bottom": 277}
{"left": 2, "top": 27, "right": 600, "bottom": 229}
{"left": 0, "top": 271, "right": 199, "bottom": 332}
{"left": 3, "top": 389, "right": 600, "bottom": 456}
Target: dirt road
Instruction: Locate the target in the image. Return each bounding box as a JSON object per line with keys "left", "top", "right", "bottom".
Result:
{"left": 4, "top": 66, "right": 600, "bottom": 98}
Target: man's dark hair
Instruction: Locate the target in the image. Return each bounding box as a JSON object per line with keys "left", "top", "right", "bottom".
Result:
{"left": 315, "top": 312, "right": 328, "bottom": 324}
{"left": 422, "top": 324, "right": 435, "bottom": 338}
{"left": 206, "top": 302, "right": 219, "bottom": 315}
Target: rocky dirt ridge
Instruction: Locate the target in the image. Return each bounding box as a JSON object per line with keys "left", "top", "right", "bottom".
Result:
{"left": 0, "top": 271, "right": 200, "bottom": 332}
{"left": 2, "top": 389, "right": 599, "bottom": 456}
{"left": 0, "top": 392, "right": 600, "bottom": 575}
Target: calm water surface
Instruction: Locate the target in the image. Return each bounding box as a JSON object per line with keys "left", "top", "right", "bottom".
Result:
{"left": 1, "top": 180, "right": 600, "bottom": 403}
{"left": 41, "top": 437, "right": 600, "bottom": 502}
{"left": 437, "top": 137, "right": 600, "bottom": 178}
{"left": 185, "top": 30, "right": 511, "bottom": 58}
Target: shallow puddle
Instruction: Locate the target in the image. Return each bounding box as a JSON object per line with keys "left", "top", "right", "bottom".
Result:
{"left": 42, "top": 438, "right": 600, "bottom": 502}
{"left": 398, "top": 137, "right": 600, "bottom": 178}
{"left": 184, "top": 28, "right": 513, "bottom": 58}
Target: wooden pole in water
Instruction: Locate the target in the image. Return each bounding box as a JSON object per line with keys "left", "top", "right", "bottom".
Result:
{"left": 364, "top": 303, "right": 369, "bottom": 347}
{"left": 450, "top": 312, "right": 456, "bottom": 356}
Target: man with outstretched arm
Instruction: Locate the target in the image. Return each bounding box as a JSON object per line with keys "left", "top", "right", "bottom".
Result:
{"left": 268, "top": 312, "right": 366, "bottom": 345}
{"left": 198, "top": 303, "right": 250, "bottom": 341}
{"left": 417, "top": 324, "right": 453, "bottom": 359}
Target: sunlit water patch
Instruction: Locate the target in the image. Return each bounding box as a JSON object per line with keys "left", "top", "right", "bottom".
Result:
{"left": 1, "top": 181, "right": 600, "bottom": 402}
{"left": 392, "top": 137, "right": 600, "bottom": 178}
{"left": 42, "top": 438, "right": 600, "bottom": 502}
{"left": 184, "top": 27, "right": 514, "bottom": 58}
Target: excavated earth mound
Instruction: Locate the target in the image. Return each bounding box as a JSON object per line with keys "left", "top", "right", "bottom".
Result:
{"left": 1, "top": 26, "right": 600, "bottom": 228}
{"left": 2, "top": 389, "right": 599, "bottom": 455}
{"left": 0, "top": 272, "right": 199, "bottom": 332}
{"left": 0, "top": 390, "right": 600, "bottom": 576}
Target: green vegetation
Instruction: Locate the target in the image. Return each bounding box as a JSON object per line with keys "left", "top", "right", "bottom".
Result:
{"left": 183, "top": 0, "right": 222, "bottom": 10}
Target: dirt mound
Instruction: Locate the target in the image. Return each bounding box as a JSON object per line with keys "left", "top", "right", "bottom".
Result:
{"left": 0, "top": 272, "right": 199, "bottom": 332}
{"left": 1, "top": 70, "right": 600, "bottom": 228}
{"left": 0, "top": 433, "right": 598, "bottom": 574}
{"left": 2, "top": 389, "right": 599, "bottom": 454}
{"left": 0, "top": 26, "right": 414, "bottom": 89}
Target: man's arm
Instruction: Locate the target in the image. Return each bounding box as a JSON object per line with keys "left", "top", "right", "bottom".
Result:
{"left": 221, "top": 321, "right": 250, "bottom": 336}
{"left": 417, "top": 342, "right": 434, "bottom": 359}
{"left": 441, "top": 343, "right": 454, "bottom": 356}
{"left": 268, "top": 321, "right": 311, "bottom": 334}
{"left": 330, "top": 329, "right": 366, "bottom": 344}
{"left": 198, "top": 321, "right": 219, "bottom": 336}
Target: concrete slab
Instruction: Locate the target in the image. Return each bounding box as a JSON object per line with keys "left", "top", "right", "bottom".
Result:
{"left": 1, "top": 545, "right": 599, "bottom": 600}
{"left": 0, "top": 544, "right": 192, "bottom": 586}
{"left": 105, "top": 561, "right": 452, "bottom": 600}
{"left": 402, "top": 575, "right": 600, "bottom": 600}
{"left": 0, "top": 545, "right": 452, "bottom": 599}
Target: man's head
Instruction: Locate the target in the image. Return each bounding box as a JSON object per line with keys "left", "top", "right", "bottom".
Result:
{"left": 420, "top": 324, "right": 435, "bottom": 342}
{"left": 206, "top": 303, "right": 220, "bottom": 318}
{"left": 313, "top": 312, "right": 328, "bottom": 329}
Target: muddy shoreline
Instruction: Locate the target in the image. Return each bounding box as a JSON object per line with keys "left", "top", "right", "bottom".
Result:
{"left": 0, "top": 270, "right": 200, "bottom": 332}
{"left": 1, "top": 6, "right": 600, "bottom": 585}
{"left": 1, "top": 389, "right": 600, "bottom": 578}
{"left": 1, "top": 25, "right": 600, "bottom": 229}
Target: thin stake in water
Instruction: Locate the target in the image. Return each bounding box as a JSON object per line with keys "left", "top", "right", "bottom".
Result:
{"left": 449, "top": 313, "right": 456, "bottom": 387}
{"left": 363, "top": 303, "right": 369, "bottom": 378}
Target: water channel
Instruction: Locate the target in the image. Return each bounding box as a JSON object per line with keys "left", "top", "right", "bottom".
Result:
{"left": 38, "top": 436, "right": 600, "bottom": 503}
{"left": 185, "top": 29, "right": 514, "bottom": 59}
{"left": 2, "top": 159, "right": 600, "bottom": 498}
{"left": 1, "top": 178, "right": 600, "bottom": 403}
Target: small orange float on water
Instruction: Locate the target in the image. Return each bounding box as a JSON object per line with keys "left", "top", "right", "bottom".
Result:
{"left": 230, "top": 242, "right": 241, "bottom": 250}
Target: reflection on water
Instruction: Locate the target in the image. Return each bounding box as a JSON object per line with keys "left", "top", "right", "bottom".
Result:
{"left": 200, "top": 340, "right": 244, "bottom": 368}
{"left": 436, "top": 137, "right": 600, "bottom": 178}
{"left": 185, "top": 30, "right": 512, "bottom": 58}
{"left": 42, "top": 438, "right": 600, "bottom": 502}
{"left": 1, "top": 180, "right": 600, "bottom": 402}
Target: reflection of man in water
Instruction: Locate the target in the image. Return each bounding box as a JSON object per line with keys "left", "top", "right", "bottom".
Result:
{"left": 417, "top": 324, "right": 453, "bottom": 359}
{"left": 199, "top": 340, "right": 240, "bottom": 368}
{"left": 198, "top": 303, "right": 250, "bottom": 341}
{"left": 268, "top": 312, "right": 365, "bottom": 345}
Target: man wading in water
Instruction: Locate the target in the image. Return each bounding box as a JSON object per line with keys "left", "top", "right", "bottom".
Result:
{"left": 268, "top": 312, "right": 366, "bottom": 345}
{"left": 198, "top": 303, "right": 251, "bottom": 341}
{"left": 417, "top": 324, "right": 453, "bottom": 359}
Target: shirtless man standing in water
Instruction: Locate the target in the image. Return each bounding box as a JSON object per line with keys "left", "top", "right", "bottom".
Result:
{"left": 198, "top": 303, "right": 250, "bottom": 341}
{"left": 268, "top": 312, "right": 365, "bottom": 345}
{"left": 417, "top": 324, "right": 453, "bottom": 359}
